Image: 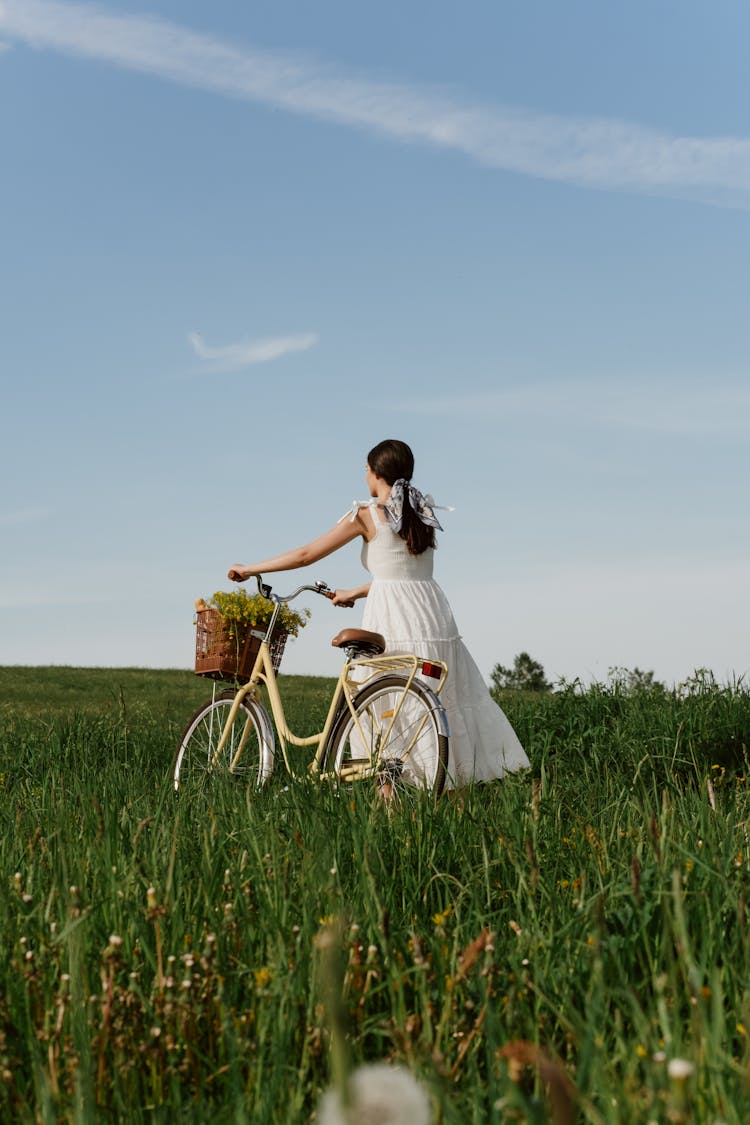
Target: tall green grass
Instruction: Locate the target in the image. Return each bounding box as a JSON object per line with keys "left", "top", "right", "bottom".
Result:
{"left": 1, "top": 666, "right": 749, "bottom": 1122}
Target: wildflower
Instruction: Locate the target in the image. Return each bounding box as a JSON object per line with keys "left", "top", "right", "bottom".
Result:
{"left": 667, "top": 1057, "right": 694, "bottom": 1116}
{"left": 667, "top": 1058, "right": 694, "bottom": 1081}
{"left": 432, "top": 906, "right": 453, "bottom": 928}
{"left": 737, "top": 1022, "right": 747, "bottom": 1037}
{"left": 318, "top": 1063, "right": 430, "bottom": 1125}
{"left": 254, "top": 966, "right": 272, "bottom": 988}
{"left": 636, "top": 1044, "right": 648, "bottom": 1058}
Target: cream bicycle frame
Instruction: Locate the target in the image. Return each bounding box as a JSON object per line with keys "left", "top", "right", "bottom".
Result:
{"left": 209, "top": 613, "right": 448, "bottom": 783}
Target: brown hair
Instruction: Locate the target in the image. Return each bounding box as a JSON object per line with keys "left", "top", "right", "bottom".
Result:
{"left": 367, "top": 439, "right": 436, "bottom": 556}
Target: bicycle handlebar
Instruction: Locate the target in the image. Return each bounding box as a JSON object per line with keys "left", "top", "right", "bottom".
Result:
{"left": 254, "top": 574, "right": 335, "bottom": 604}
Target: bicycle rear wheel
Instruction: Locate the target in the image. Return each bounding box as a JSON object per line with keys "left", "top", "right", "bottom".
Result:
{"left": 323, "top": 674, "right": 449, "bottom": 797}
{"left": 174, "top": 691, "right": 274, "bottom": 791}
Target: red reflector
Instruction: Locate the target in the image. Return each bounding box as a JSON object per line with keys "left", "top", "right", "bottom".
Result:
{"left": 421, "top": 661, "right": 441, "bottom": 679}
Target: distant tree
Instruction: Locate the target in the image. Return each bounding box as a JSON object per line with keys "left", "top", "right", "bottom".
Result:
{"left": 608, "top": 666, "right": 665, "bottom": 694}
{"left": 491, "top": 652, "right": 552, "bottom": 693}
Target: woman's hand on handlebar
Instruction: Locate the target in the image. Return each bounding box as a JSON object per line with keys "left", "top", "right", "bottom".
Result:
{"left": 228, "top": 565, "right": 255, "bottom": 583}
{"left": 331, "top": 588, "right": 358, "bottom": 608}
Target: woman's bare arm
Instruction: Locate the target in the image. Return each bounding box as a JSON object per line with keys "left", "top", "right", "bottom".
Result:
{"left": 228, "top": 511, "right": 368, "bottom": 583}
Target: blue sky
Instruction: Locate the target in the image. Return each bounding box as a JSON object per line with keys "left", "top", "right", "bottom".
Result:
{"left": 1, "top": 0, "right": 749, "bottom": 686}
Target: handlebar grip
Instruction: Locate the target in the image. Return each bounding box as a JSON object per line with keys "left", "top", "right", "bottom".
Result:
{"left": 327, "top": 592, "right": 356, "bottom": 607}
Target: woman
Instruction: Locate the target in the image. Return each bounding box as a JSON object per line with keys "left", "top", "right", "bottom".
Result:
{"left": 228, "top": 439, "right": 529, "bottom": 787}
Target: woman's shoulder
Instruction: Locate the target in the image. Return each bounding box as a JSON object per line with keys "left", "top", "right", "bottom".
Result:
{"left": 337, "top": 499, "right": 380, "bottom": 541}
{"left": 338, "top": 498, "right": 374, "bottom": 522}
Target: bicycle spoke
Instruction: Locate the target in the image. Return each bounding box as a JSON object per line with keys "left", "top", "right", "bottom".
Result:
{"left": 174, "top": 696, "right": 273, "bottom": 790}
{"left": 325, "top": 675, "right": 448, "bottom": 795}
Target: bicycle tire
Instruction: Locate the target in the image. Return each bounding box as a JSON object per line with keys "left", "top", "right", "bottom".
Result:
{"left": 323, "top": 674, "right": 449, "bottom": 797}
{"left": 174, "top": 691, "right": 274, "bottom": 791}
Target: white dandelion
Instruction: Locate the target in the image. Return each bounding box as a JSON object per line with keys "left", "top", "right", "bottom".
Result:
{"left": 318, "top": 1063, "right": 431, "bottom": 1125}
{"left": 667, "top": 1057, "right": 695, "bottom": 1081}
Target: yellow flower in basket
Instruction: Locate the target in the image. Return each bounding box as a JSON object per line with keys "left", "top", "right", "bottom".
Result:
{"left": 207, "top": 589, "right": 310, "bottom": 640}
{"left": 193, "top": 589, "right": 310, "bottom": 682}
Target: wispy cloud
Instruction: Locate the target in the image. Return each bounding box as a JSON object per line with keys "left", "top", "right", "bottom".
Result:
{"left": 4, "top": 0, "right": 750, "bottom": 205}
{"left": 187, "top": 330, "right": 318, "bottom": 373}
{"left": 388, "top": 378, "right": 750, "bottom": 435}
{"left": 0, "top": 507, "right": 50, "bottom": 527}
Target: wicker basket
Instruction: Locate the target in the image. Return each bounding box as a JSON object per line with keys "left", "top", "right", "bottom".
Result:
{"left": 194, "top": 607, "right": 288, "bottom": 682}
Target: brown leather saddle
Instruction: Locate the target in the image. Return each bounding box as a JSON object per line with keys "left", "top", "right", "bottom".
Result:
{"left": 331, "top": 628, "right": 386, "bottom": 658}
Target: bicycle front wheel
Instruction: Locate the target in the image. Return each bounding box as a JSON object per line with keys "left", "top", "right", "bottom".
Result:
{"left": 174, "top": 691, "right": 274, "bottom": 791}
{"left": 324, "top": 674, "right": 449, "bottom": 797}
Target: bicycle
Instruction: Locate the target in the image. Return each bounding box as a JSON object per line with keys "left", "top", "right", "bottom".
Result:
{"left": 174, "top": 576, "right": 451, "bottom": 797}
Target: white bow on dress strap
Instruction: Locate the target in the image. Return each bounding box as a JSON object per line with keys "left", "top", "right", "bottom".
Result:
{"left": 338, "top": 498, "right": 379, "bottom": 524}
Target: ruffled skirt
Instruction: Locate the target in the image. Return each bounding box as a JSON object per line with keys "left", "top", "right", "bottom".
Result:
{"left": 362, "top": 579, "right": 529, "bottom": 787}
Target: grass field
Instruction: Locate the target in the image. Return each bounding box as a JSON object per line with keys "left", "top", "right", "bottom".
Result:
{"left": 1, "top": 664, "right": 750, "bottom": 1122}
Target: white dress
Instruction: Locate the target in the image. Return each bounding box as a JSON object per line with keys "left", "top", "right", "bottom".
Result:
{"left": 356, "top": 503, "right": 529, "bottom": 788}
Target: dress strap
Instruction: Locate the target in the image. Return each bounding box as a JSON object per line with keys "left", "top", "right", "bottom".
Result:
{"left": 337, "top": 498, "right": 379, "bottom": 524}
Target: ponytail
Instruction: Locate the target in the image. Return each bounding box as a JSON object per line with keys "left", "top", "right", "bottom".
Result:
{"left": 366, "top": 439, "right": 437, "bottom": 556}
{"left": 399, "top": 496, "right": 436, "bottom": 556}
